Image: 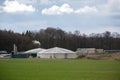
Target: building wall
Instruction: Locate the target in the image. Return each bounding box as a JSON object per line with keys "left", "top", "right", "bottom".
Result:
{"left": 96, "top": 49, "right": 104, "bottom": 53}
{"left": 66, "top": 53, "right": 78, "bottom": 58}
{"left": 80, "top": 48, "right": 96, "bottom": 54}
{"left": 37, "top": 53, "right": 77, "bottom": 59}
{"left": 54, "top": 53, "right": 65, "bottom": 59}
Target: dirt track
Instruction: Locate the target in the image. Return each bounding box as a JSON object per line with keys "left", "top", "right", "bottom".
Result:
{"left": 85, "top": 53, "right": 120, "bottom": 61}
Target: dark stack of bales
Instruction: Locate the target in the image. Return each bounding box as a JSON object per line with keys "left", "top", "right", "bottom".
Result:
{"left": 11, "top": 53, "right": 37, "bottom": 58}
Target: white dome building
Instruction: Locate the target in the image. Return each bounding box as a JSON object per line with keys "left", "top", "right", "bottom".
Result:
{"left": 37, "top": 47, "right": 78, "bottom": 59}
{"left": 24, "top": 48, "right": 45, "bottom": 53}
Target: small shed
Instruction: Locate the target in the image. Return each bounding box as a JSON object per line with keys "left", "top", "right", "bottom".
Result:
{"left": 37, "top": 47, "right": 77, "bottom": 59}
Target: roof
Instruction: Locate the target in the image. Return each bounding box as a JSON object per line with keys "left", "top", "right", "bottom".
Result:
{"left": 38, "top": 47, "right": 75, "bottom": 54}
{"left": 24, "top": 48, "right": 45, "bottom": 53}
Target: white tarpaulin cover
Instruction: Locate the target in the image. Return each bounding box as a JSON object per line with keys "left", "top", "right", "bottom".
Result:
{"left": 37, "top": 47, "right": 77, "bottom": 59}
{"left": 24, "top": 48, "right": 45, "bottom": 53}
{"left": 38, "top": 47, "right": 75, "bottom": 54}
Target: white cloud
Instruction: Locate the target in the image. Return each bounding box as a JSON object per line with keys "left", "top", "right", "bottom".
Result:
{"left": 1, "top": 0, "right": 35, "bottom": 13}
{"left": 0, "top": 6, "right": 2, "bottom": 13}
{"left": 99, "top": 0, "right": 120, "bottom": 15}
{"left": 41, "top": 3, "right": 73, "bottom": 15}
{"left": 42, "top": 5, "right": 61, "bottom": 15}
{"left": 16, "top": 0, "right": 38, "bottom": 4}
{"left": 60, "top": 4, "right": 74, "bottom": 14}
{"left": 18, "top": 0, "right": 56, "bottom": 5}
{"left": 106, "top": 0, "right": 120, "bottom": 12}
{"left": 40, "top": 0, "right": 50, "bottom": 5}
{"left": 40, "top": 0, "right": 52, "bottom": 5}
{"left": 41, "top": 3, "right": 98, "bottom": 15}
{"left": 75, "top": 6, "right": 98, "bottom": 14}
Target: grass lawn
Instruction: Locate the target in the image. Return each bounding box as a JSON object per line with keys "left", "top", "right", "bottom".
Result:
{"left": 0, "top": 59, "right": 120, "bottom": 80}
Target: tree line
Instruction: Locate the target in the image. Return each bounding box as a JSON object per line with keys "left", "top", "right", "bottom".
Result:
{"left": 0, "top": 27, "right": 120, "bottom": 52}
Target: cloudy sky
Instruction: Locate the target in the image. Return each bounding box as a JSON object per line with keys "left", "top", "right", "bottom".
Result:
{"left": 0, "top": 0, "right": 120, "bottom": 34}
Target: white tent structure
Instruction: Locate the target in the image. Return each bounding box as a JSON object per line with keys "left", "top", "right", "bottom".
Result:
{"left": 24, "top": 48, "right": 45, "bottom": 53}
{"left": 37, "top": 47, "right": 78, "bottom": 59}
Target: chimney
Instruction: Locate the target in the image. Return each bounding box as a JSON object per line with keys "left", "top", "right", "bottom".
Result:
{"left": 13, "top": 44, "right": 17, "bottom": 54}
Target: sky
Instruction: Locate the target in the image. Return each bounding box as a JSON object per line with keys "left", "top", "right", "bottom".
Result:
{"left": 0, "top": 0, "right": 120, "bottom": 34}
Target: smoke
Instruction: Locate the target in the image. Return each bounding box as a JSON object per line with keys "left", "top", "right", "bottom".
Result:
{"left": 32, "top": 40, "right": 41, "bottom": 45}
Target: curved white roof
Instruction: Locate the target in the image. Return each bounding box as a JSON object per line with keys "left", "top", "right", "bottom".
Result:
{"left": 38, "top": 47, "right": 75, "bottom": 54}
{"left": 24, "top": 48, "right": 45, "bottom": 53}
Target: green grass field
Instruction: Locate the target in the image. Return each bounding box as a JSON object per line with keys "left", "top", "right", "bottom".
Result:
{"left": 0, "top": 59, "right": 120, "bottom": 80}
